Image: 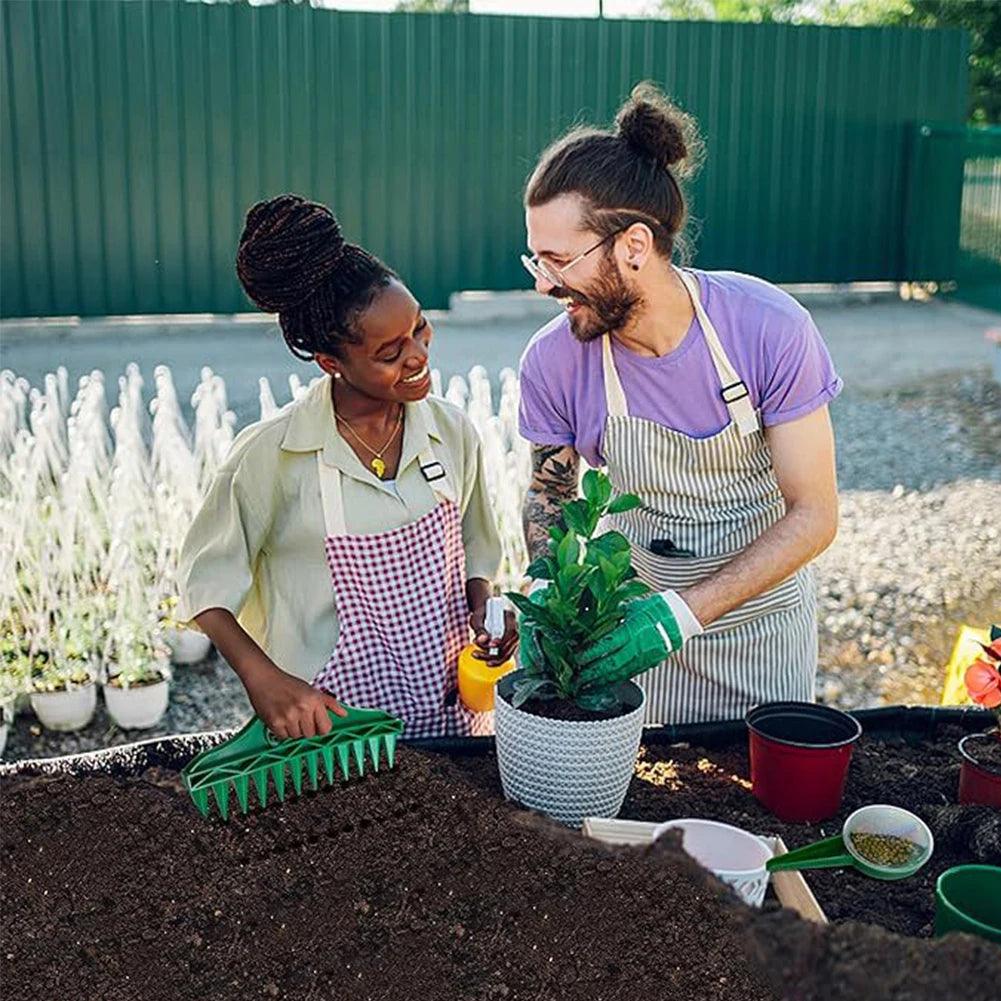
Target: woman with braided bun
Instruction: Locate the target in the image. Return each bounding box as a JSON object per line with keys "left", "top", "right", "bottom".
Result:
{"left": 176, "top": 194, "right": 515, "bottom": 739}
{"left": 519, "top": 84, "right": 842, "bottom": 724}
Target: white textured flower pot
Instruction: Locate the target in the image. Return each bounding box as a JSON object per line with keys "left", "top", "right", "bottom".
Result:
{"left": 30, "top": 683, "right": 97, "bottom": 732}
{"left": 164, "top": 628, "right": 211, "bottom": 665}
{"left": 654, "top": 818, "right": 773, "bottom": 908}
{"left": 103, "top": 678, "right": 170, "bottom": 730}
{"left": 494, "top": 672, "right": 646, "bottom": 828}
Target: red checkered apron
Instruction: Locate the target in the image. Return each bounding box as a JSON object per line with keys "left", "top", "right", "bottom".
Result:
{"left": 311, "top": 447, "right": 492, "bottom": 739}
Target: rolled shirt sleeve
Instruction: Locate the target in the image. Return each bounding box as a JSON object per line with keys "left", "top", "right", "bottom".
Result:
{"left": 174, "top": 449, "right": 273, "bottom": 630}
{"left": 518, "top": 338, "right": 577, "bottom": 448}
{"left": 758, "top": 315, "right": 843, "bottom": 427}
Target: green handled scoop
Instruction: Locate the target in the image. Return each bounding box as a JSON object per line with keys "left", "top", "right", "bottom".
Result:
{"left": 766, "top": 804, "right": 934, "bottom": 881}
{"left": 181, "top": 705, "right": 404, "bottom": 820}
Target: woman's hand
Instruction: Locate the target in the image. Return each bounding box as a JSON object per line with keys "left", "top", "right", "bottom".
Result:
{"left": 193, "top": 607, "right": 345, "bottom": 739}
{"left": 245, "top": 665, "right": 346, "bottom": 739}
{"left": 468, "top": 605, "right": 518, "bottom": 667}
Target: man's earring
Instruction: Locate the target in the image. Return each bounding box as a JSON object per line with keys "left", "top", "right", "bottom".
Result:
{"left": 333, "top": 372, "right": 342, "bottom": 379}
{"left": 630, "top": 261, "right": 639, "bottom": 271}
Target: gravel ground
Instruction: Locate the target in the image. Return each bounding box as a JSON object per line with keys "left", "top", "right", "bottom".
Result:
{"left": 818, "top": 370, "right": 1000, "bottom": 709}
{"left": 4, "top": 361, "right": 999, "bottom": 763}
{"left": 4, "top": 659, "right": 249, "bottom": 762}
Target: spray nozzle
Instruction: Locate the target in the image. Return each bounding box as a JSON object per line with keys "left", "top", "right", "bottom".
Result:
{"left": 485, "top": 596, "right": 506, "bottom": 655}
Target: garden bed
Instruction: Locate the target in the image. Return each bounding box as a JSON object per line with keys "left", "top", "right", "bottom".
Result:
{"left": 2, "top": 710, "right": 999, "bottom": 1001}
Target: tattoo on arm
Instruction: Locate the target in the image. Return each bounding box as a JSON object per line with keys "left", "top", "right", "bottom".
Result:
{"left": 522, "top": 444, "right": 580, "bottom": 562}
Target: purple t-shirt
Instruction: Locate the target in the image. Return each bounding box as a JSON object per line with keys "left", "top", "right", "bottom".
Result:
{"left": 518, "top": 269, "right": 843, "bottom": 467}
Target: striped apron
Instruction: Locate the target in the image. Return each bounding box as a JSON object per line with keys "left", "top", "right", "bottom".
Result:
{"left": 601, "top": 267, "right": 817, "bottom": 724}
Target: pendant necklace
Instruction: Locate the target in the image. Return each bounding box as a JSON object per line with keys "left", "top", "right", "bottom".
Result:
{"left": 335, "top": 407, "right": 403, "bottom": 479}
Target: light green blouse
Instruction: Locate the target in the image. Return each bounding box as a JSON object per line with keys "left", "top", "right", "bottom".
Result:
{"left": 176, "top": 376, "right": 502, "bottom": 683}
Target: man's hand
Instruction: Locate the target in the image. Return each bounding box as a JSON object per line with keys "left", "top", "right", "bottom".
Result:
{"left": 576, "top": 591, "right": 701, "bottom": 689}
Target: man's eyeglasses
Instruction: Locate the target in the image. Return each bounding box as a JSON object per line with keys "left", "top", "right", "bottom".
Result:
{"left": 521, "top": 226, "right": 628, "bottom": 288}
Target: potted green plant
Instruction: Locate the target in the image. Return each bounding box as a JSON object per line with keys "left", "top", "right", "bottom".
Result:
{"left": 959, "top": 624, "right": 1001, "bottom": 807}
{"left": 102, "top": 625, "right": 171, "bottom": 730}
{"left": 498, "top": 470, "right": 652, "bottom": 827}
{"left": 29, "top": 638, "right": 98, "bottom": 732}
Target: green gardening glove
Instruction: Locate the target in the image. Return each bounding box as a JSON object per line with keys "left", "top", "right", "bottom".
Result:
{"left": 576, "top": 591, "right": 701, "bottom": 689}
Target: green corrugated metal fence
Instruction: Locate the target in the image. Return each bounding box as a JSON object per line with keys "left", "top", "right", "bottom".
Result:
{"left": 0, "top": 1, "right": 969, "bottom": 318}
{"left": 904, "top": 124, "right": 1001, "bottom": 311}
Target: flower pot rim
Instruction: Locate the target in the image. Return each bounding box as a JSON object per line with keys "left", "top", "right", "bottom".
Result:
{"left": 746, "top": 700, "right": 862, "bottom": 750}
{"left": 958, "top": 731, "right": 1001, "bottom": 776}
{"left": 103, "top": 673, "right": 170, "bottom": 691}
{"left": 653, "top": 818, "right": 772, "bottom": 878}
{"left": 496, "top": 671, "right": 645, "bottom": 726}
{"left": 31, "top": 678, "right": 97, "bottom": 696}
{"left": 936, "top": 865, "right": 1001, "bottom": 936}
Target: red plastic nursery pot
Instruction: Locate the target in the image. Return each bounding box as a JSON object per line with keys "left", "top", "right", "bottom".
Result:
{"left": 745, "top": 701, "right": 862, "bottom": 823}
{"left": 957, "top": 732, "right": 1001, "bottom": 808}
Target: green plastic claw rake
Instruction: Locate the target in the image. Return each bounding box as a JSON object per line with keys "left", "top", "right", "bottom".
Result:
{"left": 181, "top": 706, "right": 404, "bottom": 820}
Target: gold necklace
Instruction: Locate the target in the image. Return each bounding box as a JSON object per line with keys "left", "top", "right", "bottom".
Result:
{"left": 335, "top": 408, "right": 403, "bottom": 479}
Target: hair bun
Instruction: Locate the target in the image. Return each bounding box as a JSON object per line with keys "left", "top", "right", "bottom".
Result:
{"left": 236, "top": 194, "right": 346, "bottom": 314}
{"left": 615, "top": 83, "right": 694, "bottom": 175}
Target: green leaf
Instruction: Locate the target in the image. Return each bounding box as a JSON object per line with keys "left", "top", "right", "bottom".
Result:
{"left": 511, "top": 677, "right": 557, "bottom": 709}
{"left": 562, "top": 500, "right": 591, "bottom": 538}
{"left": 597, "top": 555, "right": 619, "bottom": 588}
{"left": 611, "top": 550, "right": 632, "bottom": 575}
{"left": 557, "top": 563, "right": 593, "bottom": 597}
{"left": 574, "top": 686, "right": 622, "bottom": 713}
{"left": 525, "top": 557, "right": 554, "bottom": 581}
{"left": 581, "top": 469, "right": 602, "bottom": 506}
{"left": 589, "top": 531, "right": 631, "bottom": 558}
{"left": 615, "top": 580, "right": 652, "bottom": 603}
{"left": 507, "top": 591, "right": 536, "bottom": 616}
{"left": 607, "top": 493, "right": 641, "bottom": 515}
{"left": 556, "top": 529, "right": 580, "bottom": 569}
{"left": 507, "top": 592, "right": 559, "bottom": 634}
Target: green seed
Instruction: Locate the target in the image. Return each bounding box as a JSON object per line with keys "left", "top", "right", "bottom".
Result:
{"left": 849, "top": 831, "right": 922, "bottom": 867}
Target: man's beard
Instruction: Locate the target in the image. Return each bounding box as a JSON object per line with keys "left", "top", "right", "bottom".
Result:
{"left": 551, "top": 255, "right": 643, "bottom": 343}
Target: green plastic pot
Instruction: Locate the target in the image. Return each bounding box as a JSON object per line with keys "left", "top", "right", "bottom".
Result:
{"left": 934, "top": 865, "right": 1001, "bottom": 944}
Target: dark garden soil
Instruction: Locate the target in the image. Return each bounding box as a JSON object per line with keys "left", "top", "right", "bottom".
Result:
{"left": 456, "top": 725, "right": 1001, "bottom": 938}
{"left": 518, "top": 696, "right": 622, "bottom": 722}
{"left": 622, "top": 725, "right": 1001, "bottom": 939}
{"left": 3, "top": 728, "right": 1000, "bottom": 1001}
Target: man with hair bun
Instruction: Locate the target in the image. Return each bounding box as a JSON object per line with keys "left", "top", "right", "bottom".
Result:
{"left": 519, "top": 84, "right": 842, "bottom": 725}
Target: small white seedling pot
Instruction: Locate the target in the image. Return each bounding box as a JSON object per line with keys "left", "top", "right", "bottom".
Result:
{"left": 654, "top": 818, "right": 773, "bottom": 908}
{"left": 30, "top": 683, "right": 98, "bottom": 732}
{"left": 103, "top": 678, "right": 170, "bottom": 730}
{"left": 164, "top": 628, "right": 212, "bottom": 665}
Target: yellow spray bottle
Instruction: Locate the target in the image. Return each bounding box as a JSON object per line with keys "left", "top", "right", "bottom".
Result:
{"left": 458, "top": 596, "right": 515, "bottom": 713}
